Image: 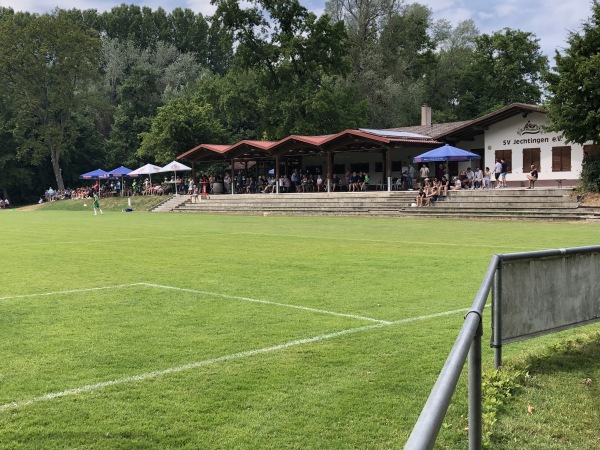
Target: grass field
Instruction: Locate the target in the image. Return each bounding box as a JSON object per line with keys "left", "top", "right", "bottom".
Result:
{"left": 1, "top": 203, "right": 599, "bottom": 449}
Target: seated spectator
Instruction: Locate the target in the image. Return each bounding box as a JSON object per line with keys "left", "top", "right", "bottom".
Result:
{"left": 0, "top": 199, "right": 4, "bottom": 209}
{"left": 423, "top": 178, "right": 433, "bottom": 195}
{"left": 526, "top": 164, "right": 538, "bottom": 188}
{"left": 424, "top": 187, "right": 439, "bottom": 206}
{"left": 245, "top": 177, "right": 255, "bottom": 193}
{"left": 440, "top": 176, "right": 449, "bottom": 196}
{"left": 360, "top": 172, "right": 370, "bottom": 191}
{"left": 349, "top": 171, "right": 359, "bottom": 191}
{"left": 263, "top": 176, "right": 276, "bottom": 193}
{"left": 465, "top": 167, "right": 475, "bottom": 189}
{"left": 415, "top": 187, "right": 426, "bottom": 206}
{"left": 316, "top": 174, "right": 324, "bottom": 192}
{"left": 452, "top": 177, "right": 462, "bottom": 190}
{"left": 331, "top": 174, "right": 340, "bottom": 191}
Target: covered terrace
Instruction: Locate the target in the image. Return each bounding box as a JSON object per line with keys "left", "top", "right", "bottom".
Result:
{"left": 177, "top": 128, "right": 442, "bottom": 193}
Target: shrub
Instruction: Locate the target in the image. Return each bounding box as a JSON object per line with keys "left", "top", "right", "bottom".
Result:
{"left": 581, "top": 152, "right": 600, "bottom": 192}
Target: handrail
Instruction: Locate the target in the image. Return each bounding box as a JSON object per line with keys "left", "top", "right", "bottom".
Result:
{"left": 404, "top": 255, "right": 499, "bottom": 450}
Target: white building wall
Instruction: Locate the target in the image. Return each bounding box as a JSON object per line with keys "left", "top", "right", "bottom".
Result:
{"left": 480, "top": 112, "right": 585, "bottom": 183}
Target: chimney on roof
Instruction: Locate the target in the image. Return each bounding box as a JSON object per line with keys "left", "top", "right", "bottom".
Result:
{"left": 421, "top": 104, "right": 432, "bottom": 127}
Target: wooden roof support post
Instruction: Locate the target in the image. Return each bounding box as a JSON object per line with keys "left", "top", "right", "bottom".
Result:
{"left": 327, "top": 151, "right": 334, "bottom": 193}
{"left": 231, "top": 158, "right": 235, "bottom": 195}
{"left": 275, "top": 155, "right": 280, "bottom": 194}
{"left": 385, "top": 148, "right": 392, "bottom": 192}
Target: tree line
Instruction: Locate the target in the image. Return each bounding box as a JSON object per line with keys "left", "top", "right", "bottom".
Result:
{"left": 0, "top": 0, "right": 597, "bottom": 203}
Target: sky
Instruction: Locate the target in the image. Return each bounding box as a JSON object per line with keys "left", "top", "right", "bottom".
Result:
{"left": 0, "top": 0, "right": 594, "bottom": 59}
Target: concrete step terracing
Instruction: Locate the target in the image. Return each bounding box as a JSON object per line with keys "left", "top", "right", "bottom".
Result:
{"left": 153, "top": 188, "right": 600, "bottom": 221}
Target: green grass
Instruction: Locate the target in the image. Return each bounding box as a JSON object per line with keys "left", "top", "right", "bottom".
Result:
{"left": 0, "top": 207, "right": 599, "bottom": 449}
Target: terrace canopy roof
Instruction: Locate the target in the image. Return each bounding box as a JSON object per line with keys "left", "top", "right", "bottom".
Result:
{"left": 178, "top": 129, "right": 441, "bottom": 162}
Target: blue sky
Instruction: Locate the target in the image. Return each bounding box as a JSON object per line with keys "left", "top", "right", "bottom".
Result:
{"left": 0, "top": 0, "right": 594, "bottom": 59}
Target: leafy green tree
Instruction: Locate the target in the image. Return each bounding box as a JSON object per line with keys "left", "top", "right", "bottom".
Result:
{"left": 456, "top": 28, "right": 548, "bottom": 118}
{"left": 545, "top": 0, "right": 600, "bottom": 145}
{"left": 426, "top": 19, "right": 478, "bottom": 122}
{"left": 213, "top": 0, "right": 352, "bottom": 138}
{"left": 138, "top": 93, "right": 226, "bottom": 163}
{"left": 0, "top": 12, "right": 101, "bottom": 191}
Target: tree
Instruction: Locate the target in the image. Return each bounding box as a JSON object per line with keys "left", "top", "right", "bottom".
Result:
{"left": 213, "top": 0, "right": 352, "bottom": 138}
{"left": 100, "top": 37, "right": 204, "bottom": 167}
{"left": 545, "top": 0, "right": 600, "bottom": 145}
{"left": 455, "top": 28, "right": 548, "bottom": 118}
{"left": 138, "top": 93, "right": 226, "bottom": 164}
{"left": 0, "top": 12, "right": 101, "bottom": 191}
{"left": 425, "top": 19, "right": 479, "bottom": 122}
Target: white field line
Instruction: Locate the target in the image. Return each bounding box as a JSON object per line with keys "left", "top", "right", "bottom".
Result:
{"left": 232, "top": 231, "right": 534, "bottom": 250}
{"left": 140, "top": 282, "right": 391, "bottom": 324}
{"left": 0, "top": 283, "right": 144, "bottom": 302}
{"left": 0, "top": 306, "right": 469, "bottom": 412}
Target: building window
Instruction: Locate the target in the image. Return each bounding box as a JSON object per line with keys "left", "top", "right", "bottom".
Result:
{"left": 350, "top": 163, "right": 369, "bottom": 173}
{"left": 494, "top": 150, "right": 512, "bottom": 173}
{"left": 523, "top": 148, "right": 541, "bottom": 171}
{"left": 374, "top": 162, "right": 383, "bottom": 173}
{"left": 552, "top": 146, "right": 571, "bottom": 172}
{"left": 391, "top": 161, "right": 403, "bottom": 171}
{"left": 333, "top": 164, "right": 345, "bottom": 175}
{"left": 583, "top": 144, "right": 600, "bottom": 163}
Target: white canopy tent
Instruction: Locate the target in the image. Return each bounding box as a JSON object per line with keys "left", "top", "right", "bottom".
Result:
{"left": 158, "top": 161, "right": 192, "bottom": 195}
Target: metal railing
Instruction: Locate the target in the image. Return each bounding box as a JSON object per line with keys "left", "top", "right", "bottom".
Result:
{"left": 404, "top": 245, "right": 600, "bottom": 449}
{"left": 404, "top": 255, "right": 498, "bottom": 450}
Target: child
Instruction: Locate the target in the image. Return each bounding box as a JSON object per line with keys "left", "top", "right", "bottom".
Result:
{"left": 93, "top": 193, "right": 103, "bottom": 215}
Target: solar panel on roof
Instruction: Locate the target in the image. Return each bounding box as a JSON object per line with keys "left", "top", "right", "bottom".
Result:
{"left": 359, "top": 128, "right": 433, "bottom": 139}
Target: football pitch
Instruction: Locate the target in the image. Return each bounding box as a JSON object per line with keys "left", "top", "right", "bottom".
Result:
{"left": 1, "top": 209, "right": 599, "bottom": 449}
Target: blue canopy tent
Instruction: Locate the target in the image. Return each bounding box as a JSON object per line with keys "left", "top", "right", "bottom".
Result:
{"left": 108, "top": 166, "right": 136, "bottom": 196}
{"left": 413, "top": 145, "right": 481, "bottom": 163}
{"left": 79, "top": 169, "right": 110, "bottom": 196}
{"left": 413, "top": 145, "right": 481, "bottom": 179}
{"left": 79, "top": 169, "right": 110, "bottom": 180}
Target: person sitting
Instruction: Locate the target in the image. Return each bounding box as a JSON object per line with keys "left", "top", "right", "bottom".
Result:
{"left": 423, "top": 178, "right": 433, "bottom": 195}
{"left": 452, "top": 177, "right": 462, "bottom": 190}
{"left": 315, "top": 174, "right": 324, "bottom": 192}
{"left": 440, "top": 176, "right": 449, "bottom": 196}
{"left": 360, "top": 172, "right": 370, "bottom": 191}
{"left": 349, "top": 171, "right": 359, "bottom": 191}
{"left": 245, "top": 177, "right": 256, "bottom": 193}
{"left": 424, "top": 187, "right": 439, "bottom": 206}
{"left": 415, "top": 187, "right": 426, "bottom": 206}
{"left": 263, "top": 176, "right": 275, "bottom": 193}
{"left": 526, "top": 164, "right": 538, "bottom": 188}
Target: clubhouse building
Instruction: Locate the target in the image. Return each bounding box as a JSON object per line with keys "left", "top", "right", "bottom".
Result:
{"left": 178, "top": 103, "right": 598, "bottom": 189}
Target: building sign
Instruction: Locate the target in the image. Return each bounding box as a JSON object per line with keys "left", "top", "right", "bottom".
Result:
{"left": 500, "top": 121, "right": 563, "bottom": 146}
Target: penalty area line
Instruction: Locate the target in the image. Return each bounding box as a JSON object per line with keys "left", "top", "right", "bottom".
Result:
{"left": 0, "top": 283, "right": 145, "bottom": 302}
{"left": 0, "top": 305, "right": 467, "bottom": 412}
{"left": 140, "top": 282, "right": 391, "bottom": 324}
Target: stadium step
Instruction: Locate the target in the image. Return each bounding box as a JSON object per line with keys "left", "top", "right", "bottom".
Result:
{"left": 153, "top": 188, "right": 599, "bottom": 221}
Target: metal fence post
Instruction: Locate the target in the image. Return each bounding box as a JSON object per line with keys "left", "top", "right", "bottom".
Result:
{"left": 468, "top": 312, "right": 483, "bottom": 450}
{"left": 493, "top": 262, "right": 502, "bottom": 369}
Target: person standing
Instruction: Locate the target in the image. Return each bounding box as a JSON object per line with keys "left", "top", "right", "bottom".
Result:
{"left": 419, "top": 164, "right": 429, "bottom": 187}
{"left": 93, "top": 192, "right": 103, "bottom": 215}
{"left": 407, "top": 163, "right": 415, "bottom": 190}
{"left": 494, "top": 159, "right": 503, "bottom": 188}
{"left": 500, "top": 158, "right": 508, "bottom": 188}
